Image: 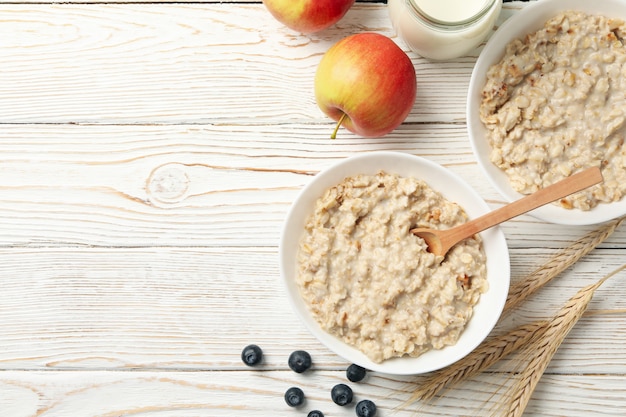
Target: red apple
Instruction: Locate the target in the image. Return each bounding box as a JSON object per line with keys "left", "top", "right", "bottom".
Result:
{"left": 315, "top": 33, "right": 417, "bottom": 138}
{"left": 263, "top": 0, "right": 355, "bottom": 34}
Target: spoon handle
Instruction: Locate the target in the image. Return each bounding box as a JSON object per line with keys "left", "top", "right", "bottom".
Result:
{"left": 455, "top": 166, "right": 603, "bottom": 238}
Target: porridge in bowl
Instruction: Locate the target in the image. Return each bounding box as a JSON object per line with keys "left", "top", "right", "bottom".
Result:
{"left": 480, "top": 10, "right": 626, "bottom": 210}
{"left": 296, "top": 171, "right": 488, "bottom": 363}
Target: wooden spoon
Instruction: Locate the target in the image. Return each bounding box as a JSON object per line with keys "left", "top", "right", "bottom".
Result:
{"left": 411, "top": 166, "right": 603, "bottom": 257}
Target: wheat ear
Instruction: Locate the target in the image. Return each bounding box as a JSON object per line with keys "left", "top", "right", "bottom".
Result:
{"left": 409, "top": 320, "right": 550, "bottom": 402}
{"left": 409, "top": 217, "right": 625, "bottom": 403}
{"left": 502, "top": 264, "right": 626, "bottom": 417}
{"left": 504, "top": 216, "right": 625, "bottom": 315}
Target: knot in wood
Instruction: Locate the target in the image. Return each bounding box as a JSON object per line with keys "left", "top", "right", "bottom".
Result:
{"left": 147, "top": 163, "right": 190, "bottom": 204}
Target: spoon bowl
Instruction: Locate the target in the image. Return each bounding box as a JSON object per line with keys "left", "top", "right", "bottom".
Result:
{"left": 411, "top": 166, "right": 604, "bottom": 257}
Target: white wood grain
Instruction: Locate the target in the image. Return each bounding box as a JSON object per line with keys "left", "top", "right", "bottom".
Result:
{"left": 0, "top": 124, "right": 623, "bottom": 248}
{"left": 0, "top": 1, "right": 624, "bottom": 416}
{"left": 0, "top": 247, "right": 623, "bottom": 373}
{"left": 6, "top": 0, "right": 389, "bottom": 3}
{"left": 0, "top": 3, "right": 501, "bottom": 125}
{"left": 0, "top": 370, "right": 624, "bottom": 416}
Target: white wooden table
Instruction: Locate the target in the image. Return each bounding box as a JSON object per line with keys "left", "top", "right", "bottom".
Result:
{"left": 1, "top": 1, "right": 624, "bottom": 416}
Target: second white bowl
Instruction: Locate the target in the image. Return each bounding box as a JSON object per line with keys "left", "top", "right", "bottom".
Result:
{"left": 467, "top": 0, "right": 626, "bottom": 225}
{"left": 279, "top": 151, "right": 510, "bottom": 375}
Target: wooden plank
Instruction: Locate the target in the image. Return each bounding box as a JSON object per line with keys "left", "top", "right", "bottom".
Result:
{"left": 0, "top": 124, "right": 624, "bottom": 248}
{"left": 0, "top": 247, "right": 623, "bottom": 373}
{"left": 0, "top": 0, "right": 392, "bottom": 5}
{"left": 0, "top": 370, "right": 622, "bottom": 416}
{"left": 0, "top": 3, "right": 523, "bottom": 125}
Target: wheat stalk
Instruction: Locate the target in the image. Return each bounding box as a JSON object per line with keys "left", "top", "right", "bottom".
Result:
{"left": 409, "top": 320, "right": 550, "bottom": 402}
{"left": 504, "top": 216, "right": 625, "bottom": 315}
{"left": 501, "top": 264, "right": 626, "bottom": 417}
{"left": 406, "top": 217, "right": 625, "bottom": 404}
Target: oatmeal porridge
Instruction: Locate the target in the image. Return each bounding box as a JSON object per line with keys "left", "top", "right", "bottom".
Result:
{"left": 480, "top": 10, "right": 626, "bottom": 210}
{"left": 296, "top": 171, "right": 488, "bottom": 363}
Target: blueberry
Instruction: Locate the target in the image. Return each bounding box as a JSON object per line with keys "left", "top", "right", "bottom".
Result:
{"left": 331, "top": 383, "right": 353, "bottom": 406}
{"left": 284, "top": 386, "right": 305, "bottom": 407}
{"left": 356, "top": 399, "right": 377, "bottom": 417}
{"left": 288, "top": 350, "right": 312, "bottom": 373}
{"left": 307, "top": 411, "right": 324, "bottom": 417}
{"left": 346, "top": 363, "right": 367, "bottom": 382}
{"left": 241, "top": 344, "right": 263, "bottom": 366}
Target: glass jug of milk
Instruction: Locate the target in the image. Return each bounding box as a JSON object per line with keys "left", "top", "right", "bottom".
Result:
{"left": 388, "top": 0, "right": 502, "bottom": 60}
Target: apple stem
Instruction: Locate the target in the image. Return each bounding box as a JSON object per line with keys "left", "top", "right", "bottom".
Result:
{"left": 331, "top": 113, "right": 347, "bottom": 139}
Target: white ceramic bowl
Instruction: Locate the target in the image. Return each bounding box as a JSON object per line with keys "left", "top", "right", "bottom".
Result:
{"left": 467, "top": 0, "right": 626, "bottom": 225}
{"left": 279, "top": 152, "right": 510, "bottom": 375}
